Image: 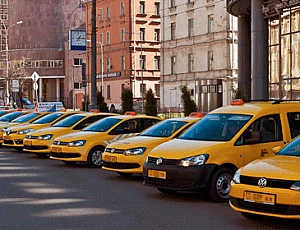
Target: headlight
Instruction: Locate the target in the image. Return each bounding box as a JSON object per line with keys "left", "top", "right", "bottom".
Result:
{"left": 290, "top": 181, "right": 300, "bottom": 191}
{"left": 37, "top": 134, "right": 53, "bottom": 140}
{"left": 18, "top": 128, "right": 35, "bottom": 134}
{"left": 124, "top": 147, "right": 146, "bottom": 156}
{"left": 1, "top": 128, "right": 8, "bottom": 132}
{"left": 178, "top": 154, "right": 209, "bottom": 167}
{"left": 68, "top": 140, "right": 86, "bottom": 147}
{"left": 232, "top": 169, "right": 241, "bottom": 184}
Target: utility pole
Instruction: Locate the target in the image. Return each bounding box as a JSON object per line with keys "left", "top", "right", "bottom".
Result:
{"left": 90, "top": 0, "right": 97, "bottom": 110}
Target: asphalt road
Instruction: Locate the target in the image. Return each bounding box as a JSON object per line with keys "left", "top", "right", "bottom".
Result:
{"left": 0, "top": 147, "right": 299, "bottom": 230}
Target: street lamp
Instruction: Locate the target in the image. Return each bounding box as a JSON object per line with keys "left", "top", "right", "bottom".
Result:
{"left": 0, "top": 19, "right": 23, "bottom": 105}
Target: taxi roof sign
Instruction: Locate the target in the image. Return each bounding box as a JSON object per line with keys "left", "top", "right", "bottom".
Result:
{"left": 189, "top": 112, "right": 204, "bottom": 118}
{"left": 124, "top": 111, "right": 137, "bottom": 116}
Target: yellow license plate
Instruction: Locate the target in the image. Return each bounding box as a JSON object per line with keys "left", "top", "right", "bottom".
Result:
{"left": 148, "top": 169, "right": 166, "bottom": 179}
{"left": 24, "top": 140, "right": 32, "bottom": 146}
{"left": 244, "top": 191, "right": 275, "bottom": 205}
{"left": 103, "top": 155, "right": 117, "bottom": 162}
{"left": 4, "top": 136, "right": 11, "bottom": 140}
{"left": 52, "top": 147, "right": 62, "bottom": 153}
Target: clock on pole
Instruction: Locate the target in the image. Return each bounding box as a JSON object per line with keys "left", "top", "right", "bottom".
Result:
{"left": 70, "top": 30, "right": 86, "bottom": 51}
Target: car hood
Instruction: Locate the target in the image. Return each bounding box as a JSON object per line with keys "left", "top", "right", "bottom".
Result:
{"left": 9, "top": 123, "right": 48, "bottom": 132}
{"left": 28, "top": 127, "right": 71, "bottom": 135}
{"left": 107, "top": 136, "right": 167, "bottom": 149}
{"left": 54, "top": 131, "right": 101, "bottom": 141}
{"left": 241, "top": 155, "right": 300, "bottom": 180}
{"left": 148, "top": 139, "right": 227, "bottom": 159}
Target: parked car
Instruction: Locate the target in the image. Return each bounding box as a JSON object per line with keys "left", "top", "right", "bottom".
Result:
{"left": 2, "top": 111, "right": 78, "bottom": 151}
{"left": 143, "top": 99, "right": 300, "bottom": 202}
{"left": 23, "top": 112, "right": 117, "bottom": 157}
{"left": 230, "top": 136, "right": 300, "bottom": 219}
{"left": 102, "top": 113, "right": 203, "bottom": 176}
{"left": 50, "top": 114, "right": 162, "bottom": 168}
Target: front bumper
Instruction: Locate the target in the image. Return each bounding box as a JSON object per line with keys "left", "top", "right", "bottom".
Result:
{"left": 50, "top": 145, "right": 87, "bottom": 162}
{"left": 23, "top": 139, "right": 51, "bottom": 153}
{"left": 3, "top": 133, "right": 26, "bottom": 147}
{"left": 143, "top": 159, "right": 217, "bottom": 191}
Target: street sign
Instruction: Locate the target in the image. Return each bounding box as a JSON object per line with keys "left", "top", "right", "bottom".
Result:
{"left": 31, "top": 71, "right": 40, "bottom": 82}
{"left": 33, "top": 82, "right": 38, "bottom": 90}
{"left": 11, "top": 80, "right": 19, "bottom": 92}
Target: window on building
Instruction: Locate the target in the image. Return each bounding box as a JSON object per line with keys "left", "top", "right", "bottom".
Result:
{"left": 188, "top": 18, "right": 194, "bottom": 37}
{"left": 154, "top": 29, "right": 160, "bottom": 41}
{"left": 74, "top": 82, "right": 83, "bottom": 89}
{"left": 170, "top": 0, "right": 176, "bottom": 8}
{"left": 139, "top": 1, "right": 145, "bottom": 14}
{"left": 120, "top": 2, "right": 125, "bottom": 17}
{"left": 120, "top": 28, "right": 125, "bottom": 42}
{"left": 208, "top": 14, "right": 214, "bottom": 33}
{"left": 188, "top": 53, "right": 193, "bottom": 72}
{"left": 154, "top": 2, "right": 160, "bottom": 15}
{"left": 106, "top": 31, "right": 110, "bottom": 45}
{"left": 107, "top": 85, "right": 111, "bottom": 99}
{"left": 154, "top": 56, "right": 160, "bottom": 70}
{"left": 171, "top": 22, "right": 176, "bottom": 40}
{"left": 106, "top": 7, "right": 110, "bottom": 20}
{"left": 208, "top": 51, "right": 213, "bottom": 70}
{"left": 100, "top": 33, "right": 103, "bottom": 44}
{"left": 155, "top": 84, "right": 160, "bottom": 97}
{"left": 171, "top": 56, "right": 176, "bottom": 74}
{"left": 106, "top": 58, "right": 111, "bottom": 71}
{"left": 121, "top": 56, "right": 125, "bottom": 70}
{"left": 140, "top": 55, "right": 146, "bottom": 69}
{"left": 99, "top": 8, "right": 103, "bottom": 22}
{"left": 187, "top": 0, "right": 194, "bottom": 3}
{"left": 140, "top": 28, "right": 145, "bottom": 41}
{"left": 140, "top": 83, "right": 146, "bottom": 97}
{"left": 73, "top": 58, "right": 82, "bottom": 66}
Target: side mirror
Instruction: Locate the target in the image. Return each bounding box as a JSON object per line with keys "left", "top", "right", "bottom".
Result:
{"left": 272, "top": 146, "right": 281, "bottom": 154}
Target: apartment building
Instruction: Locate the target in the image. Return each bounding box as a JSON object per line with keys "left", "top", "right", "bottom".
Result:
{"left": 160, "top": 0, "right": 238, "bottom": 113}
{"left": 83, "top": 0, "right": 161, "bottom": 111}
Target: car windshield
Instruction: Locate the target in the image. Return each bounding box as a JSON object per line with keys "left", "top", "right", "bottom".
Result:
{"left": 179, "top": 114, "right": 252, "bottom": 141}
{"left": 83, "top": 117, "right": 122, "bottom": 132}
{"left": 11, "top": 113, "right": 40, "bottom": 123}
{"left": 53, "top": 114, "right": 85, "bottom": 127}
{"left": 32, "top": 113, "right": 63, "bottom": 124}
{"left": 277, "top": 137, "right": 300, "bottom": 157}
{"left": 0, "top": 112, "right": 23, "bottom": 122}
{"left": 141, "top": 120, "right": 188, "bottom": 137}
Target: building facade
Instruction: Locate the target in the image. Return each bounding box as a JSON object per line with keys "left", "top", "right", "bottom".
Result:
{"left": 160, "top": 0, "right": 238, "bottom": 114}
{"left": 83, "top": 0, "right": 161, "bottom": 112}
{"left": 6, "top": 0, "right": 86, "bottom": 109}
{"left": 227, "top": 0, "right": 300, "bottom": 100}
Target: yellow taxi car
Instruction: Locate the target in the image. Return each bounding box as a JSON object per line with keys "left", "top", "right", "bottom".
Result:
{"left": 23, "top": 112, "right": 116, "bottom": 157}
{"left": 143, "top": 99, "right": 300, "bottom": 202}
{"left": 102, "top": 113, "right": 203, "bottom": 176}
{"left": 50, "top": 114, "right": 162, "bottom": 168}
{"left": 3, "top": 111, "right": 78, "bottom": 151}
{"left": 0, "top": 112, "right": 50, "bottom": 144}
{"left": 229, "top": 136, "right": 300, "bottom": 220}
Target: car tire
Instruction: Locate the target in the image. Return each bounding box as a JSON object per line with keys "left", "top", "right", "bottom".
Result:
{"left": 208, "top": 167, "right": 233, "bottom": 203}
{"left": 63, "top": 161, "right": 77, "bottom": 166}
{"left": 241, "top": 212, "right": 263, "bottom": 220}
{"left": 117, "top": 172, "right": 134, "bottom": 177}
{"left": 157, "top": 188, "right": 177, "bottom": 194}
{"left": 87, "top": 146, "right": 105, "bottom": 168}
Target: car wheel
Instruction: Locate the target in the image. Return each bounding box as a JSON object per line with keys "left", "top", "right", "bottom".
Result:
{"left": 157, "top": 188, "right": 177, "bottom": 194}
{"left": 117, "top": 172, "right": 134, "bottom": 177}
{"left": 63, "top": 161, "right": 77, "bottom": 166}
{"left": 208, "top": 168, "right": 233, "bottom": 203}
{"left": 241, "top": 212, "right": 263, "bottom": 220}
{"left": 87, "top": 146, "right": 104, "bottom": 168}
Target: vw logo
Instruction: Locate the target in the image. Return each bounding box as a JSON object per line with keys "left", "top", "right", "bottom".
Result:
{"left": 111, "top": 148, "right": 115, "bottom": 153}
{"left": 156, "top": 157, "right": 163, "bottom": 166}
{"left": 258, "top": 178, "right": 267, "bottom": 188}
{"left": 57, "top": 141, "right": 60, "bottom": 145}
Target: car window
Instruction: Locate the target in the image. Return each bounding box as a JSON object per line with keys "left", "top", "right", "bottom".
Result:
{"left": 52, "top": 114, "right": 85, "bottom": 127}
{"left": 0, "top": 112, "right": 24, "bottom": 122}
{"left": 142, "top": 118, "right": 161, "bottom": 131}
{"left": 179, "top": 114, "right": 252, "bottom": 141}
{"left": 11, "top": 113, "right": 40, "bottom": 123}
{"left": 73, "top": 115, "right": 108, "bottom": 130}
{"left": 32, "top": 113, "right": 64, "bottom": 124}
{"left": 240, "top": 114, "right": 282, "bottom": 145}
{"left": 83, "top": 117, "right": 122, "bottom": 132}
{"left": 141, "top": 120, "right": 187, "bottom": 137}
{"left": 110, "top": 119, "right": 139, "bottom": 135}
{"left": 287, "top": 112, "right": 300, "bottom": 139}
{"left": 277, "top": 137, "right": 300, "bottom": 157}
